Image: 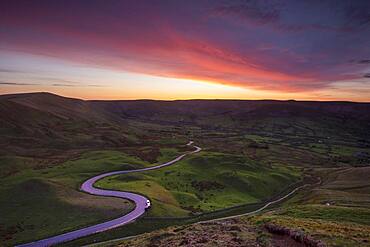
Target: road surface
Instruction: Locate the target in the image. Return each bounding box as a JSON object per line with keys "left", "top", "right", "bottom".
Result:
{"left": 18, "top": 141, "right": 201, "bottom": 247}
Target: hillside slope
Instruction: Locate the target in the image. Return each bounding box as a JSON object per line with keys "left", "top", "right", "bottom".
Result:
{"left": 0, "top": 93, "right": 136, "bottom": 155}
{"left": 0, "top": 92, "right": 369, "bottom": 246}
{"left": 2, "top": 93, "right": 370, "bottom": 147}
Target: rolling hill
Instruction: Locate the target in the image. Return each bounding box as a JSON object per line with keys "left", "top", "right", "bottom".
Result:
{"left": 2, "top": 92, "right": 370, "bottom": 153}
{"left": 1, "top": 92, "right": 370, "bottom": 246}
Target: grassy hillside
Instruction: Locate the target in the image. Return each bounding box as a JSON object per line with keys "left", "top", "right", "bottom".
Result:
{"left": 91, "top": 98, "right": 370, "bottom": 137}
{"left": 108, "top": 215, "right": 369, "bottom": 247}
{"left": 250, "top": 166, "right": 370, "bottom": 246}
{"left": 2, "top": 93, "right": 370, "bottom": 153}
{"left": 91, "top": 167, "right": 370, "bottom": 247}
{"left": 0, "top": 92, "right": 369, "bottom": 246}
{"left": 96, "top": 151, "right": 301, "bottom": 216}
{"left": 303, "top": 167, "right": 370, "bottom": 207}
{"left": 0, "top": 150, "right": 147, "bottom": 245}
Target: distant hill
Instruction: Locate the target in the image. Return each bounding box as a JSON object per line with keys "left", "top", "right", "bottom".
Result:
{"left": 0, "top": 92, "right": 133, "bottom": 154}
{"left": 1, "top": 92, "right": 369, "bottom": 155}
{"left": 92, "top": 97, "right": 370, "bottom": 136}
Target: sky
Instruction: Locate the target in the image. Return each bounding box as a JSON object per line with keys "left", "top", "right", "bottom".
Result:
{"left": 0, "top": 0, "right": 369, "bottom": 101}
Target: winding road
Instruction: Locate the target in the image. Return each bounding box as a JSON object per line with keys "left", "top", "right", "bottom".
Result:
{"left": 18, "top": 141, "right": 201, "bottom": 247}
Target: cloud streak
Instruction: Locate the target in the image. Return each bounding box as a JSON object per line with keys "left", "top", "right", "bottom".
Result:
{"left": 212, "top": 1, "right": 370, "bottom": 32}
{"left": 51, "top": 83, "right": 106, "bottom": 87}
{"left": 0, "top": 81, "right": 40, "bottom": 86}
{"left": 0, "top": 0, "right": 369, "bottom": 94}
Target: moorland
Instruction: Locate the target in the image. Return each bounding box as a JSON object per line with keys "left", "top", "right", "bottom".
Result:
{"left": 0, "top": 92, "right": 369, "bottom": 246}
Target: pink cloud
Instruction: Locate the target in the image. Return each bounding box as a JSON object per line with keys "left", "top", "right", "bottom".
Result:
{"left": 0, "top": 1, "right": 368, "bottom": 94}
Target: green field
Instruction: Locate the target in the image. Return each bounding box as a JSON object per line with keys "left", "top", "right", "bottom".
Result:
{"left": 278, "top": 204, "right": 370, "bottom": 225}
{"left": 91, "top": 166, "right": 370, "bottom": 247}
{"left": 96, "top": 151, "right": 301, "bottom": 217}
{"left": 0, "top": 150, "right": 150, "bottom": 245}
{"left": 247, "top": 166, "right": 370, "bottom": 246}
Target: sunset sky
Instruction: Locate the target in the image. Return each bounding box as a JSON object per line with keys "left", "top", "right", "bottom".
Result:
{"left": 0, "top": 0, "right": 369, "bottom": 101}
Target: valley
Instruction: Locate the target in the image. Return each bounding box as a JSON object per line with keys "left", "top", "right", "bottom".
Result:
{"left": 0, "top": 93, "right": 369, "bottom": 246}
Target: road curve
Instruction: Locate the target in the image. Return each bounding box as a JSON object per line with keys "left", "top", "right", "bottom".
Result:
{"left": 84, "top": 183, "right": 308, "bottom": 247}
{"left": 18, "top": 141, "right": 201, "bottom": 247}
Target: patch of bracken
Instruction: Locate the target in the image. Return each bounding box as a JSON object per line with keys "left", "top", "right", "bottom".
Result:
{"left": 148, "top": 232, "right": 175, "bottom": 245}
{"left": 265, "top": 223, "right": 326, "bottom": 247}
{"left": 191, "top": 180, "right": 225, "bottom": 191}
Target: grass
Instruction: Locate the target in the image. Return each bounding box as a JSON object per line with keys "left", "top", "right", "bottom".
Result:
{"left": 246, "top": 165, "right": 370, "bottom": 246}
{"left": 61, "top": 201, "right": 273, "bottom": 246}
{"left": 0, "top": 150, "right": 149, "bottom": 246}
{"left": 70, "top": 153, "right": 370, "bottom": 247}
{"left": 1, "top": 128, "right": 367, "bottom": 246}
{"left": 251, "top": 214, "right": 370, "bottom": 247}
{"left": 0, "top": 178, "right": 133, "bottom": 245}
{"left": 0, "top": 155, "right": 35, "bottom": 178}
{"left": 304, "top": 167, "right": 370, "bottom": 208}
{"left": 278, "top": 205, "right": 370, "bottom": 226}
{"left": 244, "top": 134, "right": 281, "bottom": 143}
{"left": 96, "top": 151, "right": 301, "bottom": 217}
{"left": 2, "top": 93, "right": 370, "bottom": 246}
{"left": 3, "top": 134, "right": 367, "bottom": 246}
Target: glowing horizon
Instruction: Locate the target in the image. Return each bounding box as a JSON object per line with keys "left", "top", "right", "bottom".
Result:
{"left": 0, "top": 1, "right": 369, "bottom": 102}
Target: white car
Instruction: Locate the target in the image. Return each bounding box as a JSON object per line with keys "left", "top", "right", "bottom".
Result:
{"left": 145, "top": 199, "right": 151, "bottom": 209}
